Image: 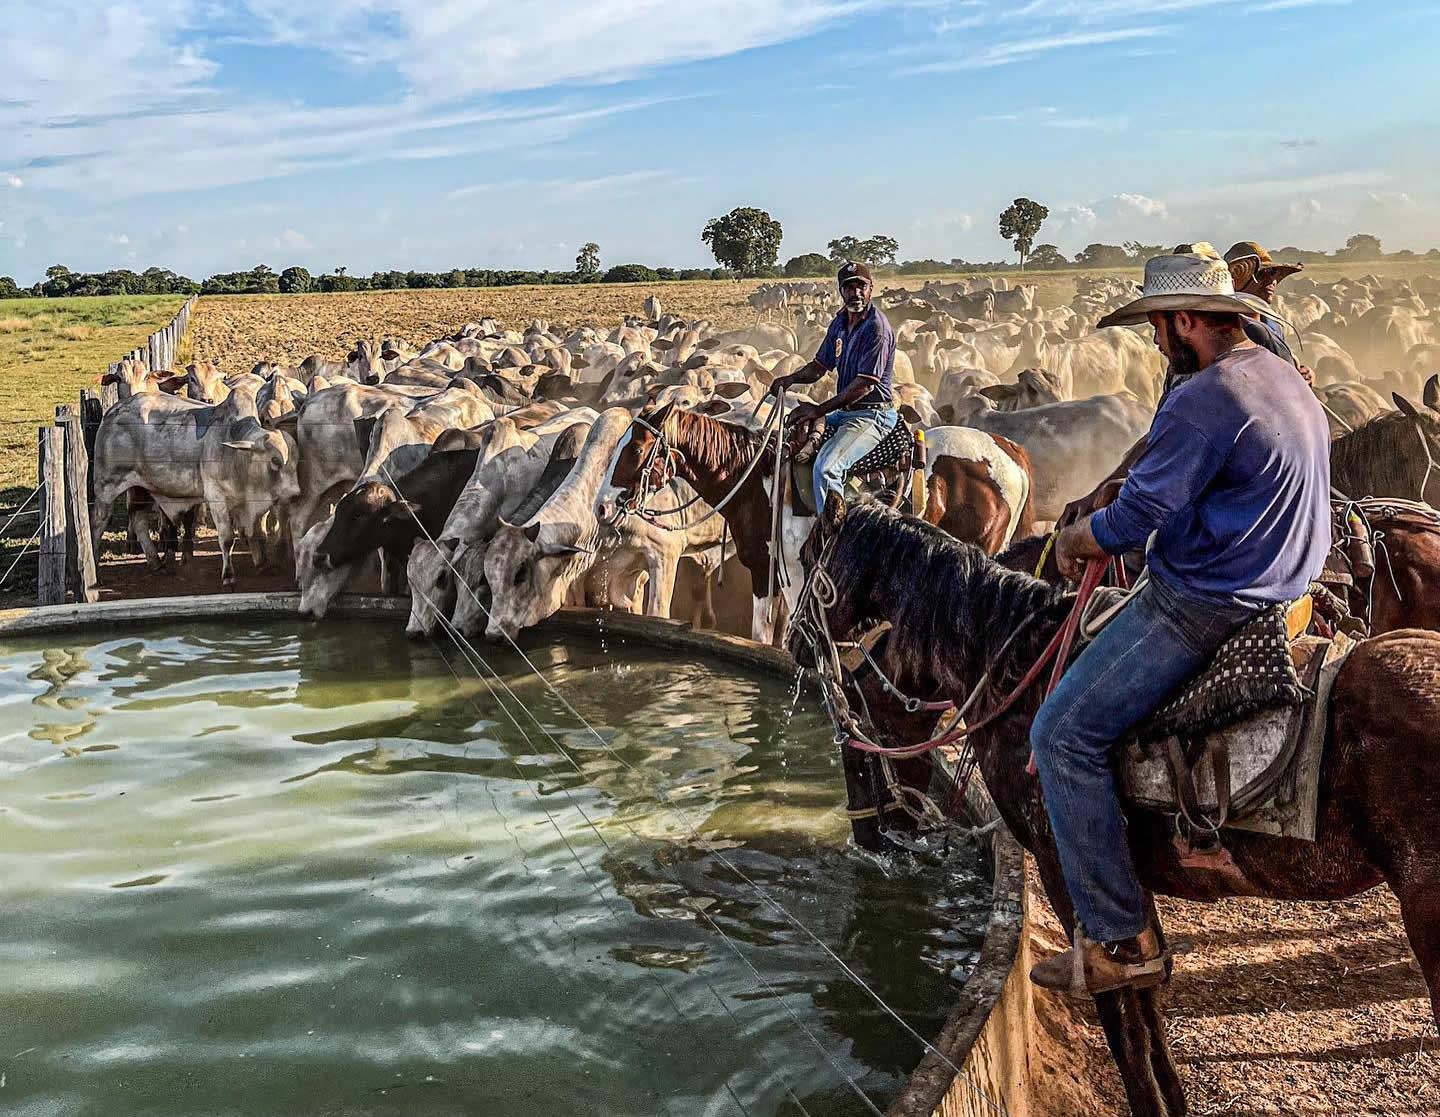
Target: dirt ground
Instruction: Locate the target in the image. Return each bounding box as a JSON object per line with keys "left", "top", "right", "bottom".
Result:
{"left": 1026, "top": 864, "right": 1440, "bottom": 1116}
{"left": 185, "top": 280, "right": 775, "bottom": 373}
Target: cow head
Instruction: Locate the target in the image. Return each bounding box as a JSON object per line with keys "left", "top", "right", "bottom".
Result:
{"left": 406, "top": 538, "right": 459, "bottom": 639}
{"left": 481, "top": 520, "right": 593, "bottom": 643}
{"left": 315, "top": 481, "right": 415, "bottom": 569}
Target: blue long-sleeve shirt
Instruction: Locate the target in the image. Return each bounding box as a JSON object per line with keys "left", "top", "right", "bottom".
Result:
{"left": 1091, "top": 344, "right": 1330, "bottom": 607}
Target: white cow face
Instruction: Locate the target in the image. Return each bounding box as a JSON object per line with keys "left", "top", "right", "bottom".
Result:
{"left": 482, "top": 522, "right": 591, "bottom": 643}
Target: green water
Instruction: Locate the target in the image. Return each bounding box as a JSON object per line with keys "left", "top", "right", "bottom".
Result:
{"left": 0, "top": 620, "right": 990, "bottom": 1116}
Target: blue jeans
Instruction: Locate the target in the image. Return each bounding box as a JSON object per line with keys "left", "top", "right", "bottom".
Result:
{"left": 812, "top": 408, "right": 899, "bottom": 514}
{"left": 1030, "top": 574, "right": 1260, "bottom": 942}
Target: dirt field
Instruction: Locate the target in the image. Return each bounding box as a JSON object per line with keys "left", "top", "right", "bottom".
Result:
{"left": 1026, "top": 865, "right": 1440, "bottom": 1116}
{"left": 186, "top": 280, "right": 776, "bottom": 373}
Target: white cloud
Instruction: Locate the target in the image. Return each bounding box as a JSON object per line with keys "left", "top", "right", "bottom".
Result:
{"left": 912, "top": 25, "right": 1169, "bottom": 72}
{"left": 3, "top": 173, "right": 21, "bottom": 188}
{"left": 231, "top": 0, "right": 882, "bottom": 101}
{"left": 106, "top": 233, "right": 130, "bottom": 245}
{"left": 1107, "top": 192, "right": 1168, "bottom": 219}
{"left": 272, "top": 228, "right": 314, "bottom": 252}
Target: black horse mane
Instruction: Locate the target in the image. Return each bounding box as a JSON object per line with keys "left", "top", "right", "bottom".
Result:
{"left": 826, "top": 502, "right": 1068, "bottom": 694}
{"left": 1331, "top": 407, "right": 1440, "bottom": 500}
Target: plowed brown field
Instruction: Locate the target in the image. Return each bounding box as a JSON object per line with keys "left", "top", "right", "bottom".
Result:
{"left": 187, "top": 280, "right": 773, "bottom": 372}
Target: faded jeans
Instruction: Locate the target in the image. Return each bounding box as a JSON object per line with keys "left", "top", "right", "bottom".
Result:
{"left": 1030, "top": 574, "right": 1261, "bottom": 942}
{"left": 812, "top": 408, "right": 899, "bottom": 514}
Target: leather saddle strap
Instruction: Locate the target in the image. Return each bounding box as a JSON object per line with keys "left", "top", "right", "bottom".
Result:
{"left": 1164, "top": 736, "right": 1231, "bottom": 834}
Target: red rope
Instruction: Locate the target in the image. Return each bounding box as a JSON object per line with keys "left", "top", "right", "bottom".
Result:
{"left": 847, "top": 556, "right": 1113, "bottom": 760}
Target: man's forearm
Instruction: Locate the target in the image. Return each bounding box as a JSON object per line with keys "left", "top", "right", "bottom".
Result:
{"left": 783, "top": 359, "right": 825, "bottom": 387}
{"left": 814, "top": 375, "right": 876, "bottom": 416}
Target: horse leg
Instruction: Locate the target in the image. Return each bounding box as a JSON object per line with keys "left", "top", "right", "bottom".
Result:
{"left": 1032, "top": 851, "right": 1175, "bottom": 1117}
{"left": 1390, "top": 872, "right": 1440, "bottom": 1027}
{"left": 1136, "top": 893, "right": 1187, "bottom": 1117}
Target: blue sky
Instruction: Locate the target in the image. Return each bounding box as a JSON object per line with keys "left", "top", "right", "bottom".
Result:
{"left": 1, "top": 0, "right": 1436, "bottom": 284}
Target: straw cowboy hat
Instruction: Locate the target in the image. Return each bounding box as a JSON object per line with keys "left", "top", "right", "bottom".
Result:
{"left": 1097, "top": 243, "right": 1284, "bottom": 329}
{"left": 1224, "top": 240, "right": 1304, "bottom": 292}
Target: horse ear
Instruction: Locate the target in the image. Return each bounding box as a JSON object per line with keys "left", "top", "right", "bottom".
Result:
{"left": 1424, "top": 374, "right": 1440, "bottom": 412}
{"left": 821, "top": 491, "right": 846, "bottom": 536}
{"left": 1392, "top": 392, "right": 1421, "bottom": 418}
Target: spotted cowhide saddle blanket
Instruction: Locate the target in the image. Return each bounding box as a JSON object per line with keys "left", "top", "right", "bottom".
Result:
{"left": 787, "top": 413, "right": 916, "bottom": 516}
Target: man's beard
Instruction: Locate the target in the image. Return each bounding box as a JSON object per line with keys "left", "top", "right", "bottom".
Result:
{"left": 845, "top": 295, "right": 867, "bottom": 313}
{"left": 1168, "top": 333, "right": 1202, "bottom": 379}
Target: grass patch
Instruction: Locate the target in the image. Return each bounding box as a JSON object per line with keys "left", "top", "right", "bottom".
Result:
{"left": 0, "top": 295, "right": 185, "bottom": 494}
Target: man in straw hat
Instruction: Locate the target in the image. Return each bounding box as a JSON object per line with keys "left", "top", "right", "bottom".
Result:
{"left": 1026, "top": 244, "right": 1331, "bottom": 996}
{"left": 1225, "top": 240, "right": 1309, "bottom": 378}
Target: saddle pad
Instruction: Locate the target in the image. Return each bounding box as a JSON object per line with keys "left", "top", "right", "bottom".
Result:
{"left": 1130, "top": 603, "right": 1306, "bottom": 749}
{"left": 791, "top": 415, "right": 913, "bottom": 515}
{"left": 1119, "top": 634, "right": 1350, "bottom": 841}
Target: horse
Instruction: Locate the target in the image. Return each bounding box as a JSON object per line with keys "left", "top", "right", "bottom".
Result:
{"left": 787, "top": 496, "right": 1440, "bottom": 1117}
{"left": 596, "top": 400, "right": 1033, "bottom": 642}
{"left": 1330, "top": 375, "right": 1440, "bottom": 504}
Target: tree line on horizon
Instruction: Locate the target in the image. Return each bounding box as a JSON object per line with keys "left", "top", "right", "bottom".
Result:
{"left": 4, "top": 201, "right": 1434, "bottom": 301}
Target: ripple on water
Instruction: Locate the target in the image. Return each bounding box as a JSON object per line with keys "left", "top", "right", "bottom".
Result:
{"left": 0, "top": 619, "right": 989, "bottom": 1117}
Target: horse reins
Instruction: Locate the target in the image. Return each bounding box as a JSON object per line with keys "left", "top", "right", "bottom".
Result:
{"left": 794, "top": 534, "right": 1117, "bottom": 763}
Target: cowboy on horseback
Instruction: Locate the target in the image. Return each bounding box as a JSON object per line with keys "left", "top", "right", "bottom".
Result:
{"left": 1030, "top": 245, "right": 1332, "bottom": 995}
{"left": 764, "top": 261, "right": 899, "bottom": 513}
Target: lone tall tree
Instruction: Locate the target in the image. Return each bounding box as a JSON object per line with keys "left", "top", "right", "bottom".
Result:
{"left": 576, "top": 242, "right": 600, "bottom": 278}
{"left": 826, "top": 234, "right": 900, "bottom": 267}
{"left": 702, "top": 207, "right": 783, "bottom": 274}
{"left": 998, "top": 198, "right": 1049, "bottom": 269}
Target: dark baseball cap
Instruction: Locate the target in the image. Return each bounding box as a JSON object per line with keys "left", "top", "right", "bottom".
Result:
{"left": 837, "top": 261, "right": 872, "bottom": 285}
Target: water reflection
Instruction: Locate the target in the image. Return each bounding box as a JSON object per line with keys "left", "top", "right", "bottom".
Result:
{"left": 0, "top": 619, "right": 988, "bottom": 1117}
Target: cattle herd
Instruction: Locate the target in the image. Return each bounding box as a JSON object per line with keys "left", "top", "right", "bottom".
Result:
{"left": 86, "top": 268, "right": 1440, "bottom": 645}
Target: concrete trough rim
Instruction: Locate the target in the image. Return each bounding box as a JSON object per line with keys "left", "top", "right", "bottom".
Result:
{"left": 0, "top": 592, "right": 1024, "bottom": 1117}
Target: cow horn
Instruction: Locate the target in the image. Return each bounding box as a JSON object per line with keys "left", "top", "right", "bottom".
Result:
{"left": 540, "top": 541, "right": 592, "bottom": 558}
{"left": 1424, "top": 374, "right": 1440, "bottom": 412}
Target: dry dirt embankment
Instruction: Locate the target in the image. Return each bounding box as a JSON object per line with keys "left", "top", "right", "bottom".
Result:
{"left": 1025, "top": 865, "right": 1440, "bottom": 1116}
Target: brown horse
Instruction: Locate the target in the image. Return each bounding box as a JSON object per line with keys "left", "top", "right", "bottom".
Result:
{"left": 599, "top": 401, "right": 1034, "bottom": 642}
{"left": 788, "top": 497, "right": 1440, "bottom": 1117}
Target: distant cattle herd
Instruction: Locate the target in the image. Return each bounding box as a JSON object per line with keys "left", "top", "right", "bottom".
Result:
{"left": 86, "top": 269, "right": 1440, "bottom": 642}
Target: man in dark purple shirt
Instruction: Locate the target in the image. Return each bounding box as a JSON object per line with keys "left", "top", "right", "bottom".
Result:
{"left": 1027, "top": 247, "right": 1331, "bottom": 998}
{"left": 766, "top": 261, "right": 898, "bottom": 511}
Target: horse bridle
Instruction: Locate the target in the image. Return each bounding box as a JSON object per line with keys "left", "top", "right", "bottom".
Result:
{"left": 614, "top": 415, "right": 687, "bottom": 522}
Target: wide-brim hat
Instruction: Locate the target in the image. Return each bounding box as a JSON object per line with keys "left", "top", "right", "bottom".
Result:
{"left": 1097, "top": 243, "right": 1284, "bottom": 329}
{"left": 1224, "top": 240, "right": 1303, "bottom": 289}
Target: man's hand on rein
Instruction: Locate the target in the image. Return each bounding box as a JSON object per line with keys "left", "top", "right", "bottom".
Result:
{"left": 764, "top": 374, "right": 792, "bottom": 399}
{"left": 1054, "top": 516, "right": 1108, "bottom": 581}
{"left": 788, "top": 400, "right": 820, "bottom": 425}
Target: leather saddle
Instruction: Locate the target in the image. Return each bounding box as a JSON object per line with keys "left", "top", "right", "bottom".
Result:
{"left": 1111, "top": 597, "right": 1352, "bottom": 846}
{"left": 787, "top": 413, "right": 916, "bottom": 516}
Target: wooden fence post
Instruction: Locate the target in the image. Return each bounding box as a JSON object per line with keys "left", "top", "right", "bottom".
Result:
{"left": 37, "top": 427, "right": 67, "bottom": 606}
{"left": 100, "top": 369, "right": 120, "bottom": 410}
{"left": 55, "top": 405, "right": 98, "bottom": 604}
{"left": 79, "top": 390, "right": 103, "bottom": 505}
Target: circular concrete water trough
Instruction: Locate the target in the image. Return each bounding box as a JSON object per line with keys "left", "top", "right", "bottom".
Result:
{"left": 0, "top": 592, "right": 1028, "bottom": 1117}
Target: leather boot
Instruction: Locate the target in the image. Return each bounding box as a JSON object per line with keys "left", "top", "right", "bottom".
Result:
{"left": 1029, "top": 926, "right": 1168, "bottom": 997}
